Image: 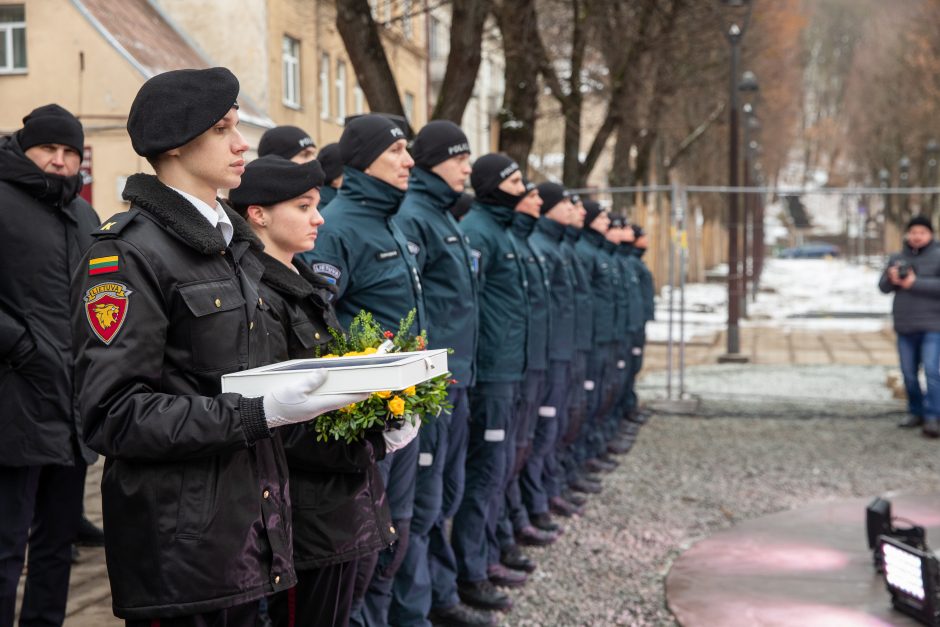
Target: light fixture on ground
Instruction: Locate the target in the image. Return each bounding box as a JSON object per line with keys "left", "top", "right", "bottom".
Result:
{"left": 880, "top": 536, "right": 940, "bottom": 626}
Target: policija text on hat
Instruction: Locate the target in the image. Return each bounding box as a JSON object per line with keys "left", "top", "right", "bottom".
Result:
{"left": 71, "top": 67, "right": 368, "bottom": 624}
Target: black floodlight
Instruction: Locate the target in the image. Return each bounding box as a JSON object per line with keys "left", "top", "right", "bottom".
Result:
{"left": 880, "top": 535, "right": 940, "bottom": 626}
{"left": 868, "top": 498, "right": 893, "bottom": 550}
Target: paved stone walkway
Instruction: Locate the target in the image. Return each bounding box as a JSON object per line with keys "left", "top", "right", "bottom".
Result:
{"left": 20, "top": 324, "right": 900, "bottom": 625}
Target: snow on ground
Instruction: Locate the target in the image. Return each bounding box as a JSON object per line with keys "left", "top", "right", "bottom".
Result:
{"left": 646, "top": 258, "right": 893, "bottom": 342}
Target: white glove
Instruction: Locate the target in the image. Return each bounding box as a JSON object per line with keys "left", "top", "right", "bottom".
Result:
{"left": 383, "top": 415, "right": 422, "bottom": 454}
{"left": 263, "top": 371, "right": 369, "bottom": 429}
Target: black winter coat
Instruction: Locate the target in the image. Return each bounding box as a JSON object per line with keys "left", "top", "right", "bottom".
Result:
{"left": 256, "top": 253, "right": 395, "bottom": 570}
{"left": 72, "top": 174, "right": 294, "bottom": 619}
{"left": 0, "top": 134, "right": 100, "bottom": 467}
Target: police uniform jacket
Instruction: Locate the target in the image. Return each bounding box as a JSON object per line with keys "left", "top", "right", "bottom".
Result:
{"left": 617, "top": 245, "right": 646, "bottom": 335}
{"left": 255, "top": 253, "right": 395, "bottom": 570}
{"left": 460, "top": 201, "right": 528, "bottom": 383}
{"left": 632, "top": 248, "right": 656, "bottom": 323}
{"left": 72, "top": 174, "right": 294, "bottom": 619}
{"left": 530, "top": 217, "right": 576, "bottom": 362}
{"left": 509, "top": 213, "right": 550, "bottom": 371}
{"left": 576, "top": 228, "right": 617, "bottom": 345}
{"left": 565, "top": 227, "right": 594, "bottom": 353}
{"left": 302, "top": 167, "right": 426, "bottom": 334}
{"left": 394, "top": 167, "right": 479, "bottom": 388}
{"left": 604, "top": 240, "right": 629, "bottom": 342}
{"left": 318, "top": 184, "right": 338, "bottom": 211}
{"left": 0, "top": 134, "right": 100, "bottom": 467}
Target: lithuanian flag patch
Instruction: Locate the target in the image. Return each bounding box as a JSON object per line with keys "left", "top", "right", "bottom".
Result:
{"left": 88, "top": 255, "right": 119, "bottom": 275}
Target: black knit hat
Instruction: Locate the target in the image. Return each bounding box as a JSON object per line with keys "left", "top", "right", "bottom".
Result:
{"left": 583, "top": 200, "right": 603, "bottom": 227}
{"left": 907, "top": 215, "right": 934, "bottom": 232}
{"left": 128, "top": 67, "right": 240, "bottom": 158}
{"left": 470, "top": 153, "right": 519, "bottom": 198}
{"left": 537, "top": 182, "right": 568, "bottom": 215}
{"left": 228, "top": 156, "right": 325, "bottom": 212}
{"left": 258, "top": 125, "right": 315, "bottom": 159}
{"left": 412, "top": 120, "right": 470, "bottom": 170}
{"left": 317, "top": 143, "right": 343, "bottom": 185}
{"left": 17, "top": 104, "right": 84, "bottom": 155}
{"left": 340, "top": 114, "right": 407, "bottom": 171}
{"left": 631, "top": 223, "right": 645, "bottom": 237}
{"left": 609, "top": 215, "right": 626, "bottom": 228}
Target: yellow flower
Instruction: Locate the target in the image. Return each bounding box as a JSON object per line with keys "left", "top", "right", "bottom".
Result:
{"left": 340, "top": 402, "right": 358, "bottom": 413}
{"left": 343, "top": 350, "right": 361, "bottom": 357}
{"left": 321, "top": 353, "right": 338, "bottom": 359}
{"left": 403, "top": 385, "right": 416, "bottom": 396}
{"left": 388, "top": 396, "right": 405, "bottom": 416}
{"left": 375, "top": 390, "right": 392, "bottom": 399}
{"left": 362, "top": 347, "right": 378, "bottom": 355}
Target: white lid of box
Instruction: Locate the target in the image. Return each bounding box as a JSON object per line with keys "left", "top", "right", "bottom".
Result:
{"left": 220, "top": 349, "right": 449, "bottom": 397}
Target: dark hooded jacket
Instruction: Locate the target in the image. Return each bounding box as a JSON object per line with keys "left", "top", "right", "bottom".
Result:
{"left": 510, "top": 212, "right": 551, "bottom": 372}
{"left": 255, "top": 253, "right": 395, "bottom": 569}
{"left": 530, "top": 217, "right": 576, "bottom": 362}
{"left": 576, "top": 228, "right": 617, "bottom": 345}
{"left": 0, "top": 134, "right": 100, "bottom": 467}
{"left": 879, "top": 240, "right": 940, "bottom": 334}
{"left": 394, "top": 167, "right": 479, "bottom": 388}
{"left": 72, "top": 174, "right": 294, "bottom": 619}
{"left": 565, "top": 227, "right": 594, "bottom": 353}
{"left": 318, "top": 184, "right": 338, "bottom": 210}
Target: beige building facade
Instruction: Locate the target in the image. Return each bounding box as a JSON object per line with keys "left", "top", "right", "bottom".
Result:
{"left": 1, "top": 0, "right": 429, "bottom": 219}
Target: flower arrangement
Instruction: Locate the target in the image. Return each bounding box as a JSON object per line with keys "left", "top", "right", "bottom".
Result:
{"left": 313, "top": 309, "right": 453, "bottom": 443}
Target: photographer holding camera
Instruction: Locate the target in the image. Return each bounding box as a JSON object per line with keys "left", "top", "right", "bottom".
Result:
{"left": 880, "top": 215, "right": 940, "bottom": 438}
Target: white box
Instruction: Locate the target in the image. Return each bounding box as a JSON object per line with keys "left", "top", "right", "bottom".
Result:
{"left": 221, "top": 349, "right": 449, "bottom": 397}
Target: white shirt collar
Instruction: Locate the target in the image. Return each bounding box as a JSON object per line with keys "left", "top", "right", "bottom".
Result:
{"left": 168, "top": 185, "right": 234, "bottom": 246}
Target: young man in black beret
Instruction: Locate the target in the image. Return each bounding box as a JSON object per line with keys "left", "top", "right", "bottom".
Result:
{"left": 314, "top": 143, "right": 344, "bottom": 210}
{"left": 72, "top": 67, "right": 362, "bottom": 625}
{"left": 450, "top": 154, "right": 529, "bottom": 614}
{"left": 305, "top": 113, "right": 427, "bottom": 627}
{"left": 258, "top": 124, "right": 317, "bottom": 163}
{"left": 0, "top": 104, "right": 99, "bottom": 627}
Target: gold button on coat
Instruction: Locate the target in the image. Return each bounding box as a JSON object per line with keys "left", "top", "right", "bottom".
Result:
{"left": 214, "top": 298, "right": 221, "bottom": 308}
{"left": 274, "top": 575, "right": 280, "bottom": 584}
{"left": 390, "top": 526, "right": 396, "bottom": 534}
{"left": 262, "top": 490, "right": 270, "bottom": 499}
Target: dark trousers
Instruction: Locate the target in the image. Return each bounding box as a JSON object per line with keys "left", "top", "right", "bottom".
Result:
{"left": 562, "top": 351, "right": 589, "bottom": 485}
{"left": 452, "top": 382, "right": 515, "bottom": 583}
{"left": 389, "top": 410, "right": 451, "bottom": 626}
{"left": 126, "top": 603, "right": 260, "bottom": 627}
{"left": 269, "top": 560, "right": 359, "bottom": 627}
{"left": 429, "top": 388, "right": 469, "bottom": 611}
{"left": 0, "top": 463, "right": 85, "bottom": 627}
{"left": 541, "top": 361, "right": 572, "bottom": 501}
{"left": 352, "top": 439, "right": 419, "bottom": 626}
{"left": 522, "top": 361, "right": 569, "bottom": 515}
{"left": 503, "top": 371, "right": 544, "bottom": 534}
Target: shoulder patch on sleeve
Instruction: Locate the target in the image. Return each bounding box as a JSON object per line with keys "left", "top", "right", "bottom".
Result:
{"left": 83, "top": 281, "right": 132, "bottom": 344}
{"left": 93, "top": 210, "right": 139, "bottom": 237}
{"left": 312, "top": 263, "right": 342, "bottom": 284}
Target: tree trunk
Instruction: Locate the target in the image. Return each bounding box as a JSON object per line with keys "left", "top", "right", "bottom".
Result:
{"left": 335, "top": 0, "right": 406, "bottom": 118}
{"left": 432, "top": 0, "right": 490, "bottom": 122}
{"left": 494, "top": 0, "right": 540, "bottom": 167}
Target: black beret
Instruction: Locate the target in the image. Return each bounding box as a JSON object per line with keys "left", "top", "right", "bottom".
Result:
{"left": 17, "top": 104, "right": 84, "bottom": 155}
{"left": 228, "top": 155, "right": 325, "bottom": 212}
{"left": 258, "top": 125, "right": 315, "bottom": 159}
{"left": 340, "top": 114, "right": 407, "bottom": 171}
{"left": 907, "top": 215, "right": 934, "bottom": 232}
{"left": 536, "top": 182, "right": 568, "bottom": 215}
{"left": 317, "top": 143, "right": 343, "bottom": 184}
{"left": 128, "top": 67, "right": 240, "bottom": 158}
{"left": 583, "top": 200, "right": 603, "bottom": 227}
{"left": 470, "top": 153, "right": 519, "bottom": 198}
{"left": 412, "top": 120, "right": 470, "bottom": 170}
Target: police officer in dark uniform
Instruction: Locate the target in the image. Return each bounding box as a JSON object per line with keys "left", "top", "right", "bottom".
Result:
{"left": 316, "top": 143, "right": 344, "bottom": 210}
{"left": 628, "top": 225, "right": 656, "bottom": 422}
{"left": 304, "top": 113, "right": 427, "bottom": 626}
{"left": 0, "top": 104, "right": 99, "bottom": 627}
{"left": 72, "top": 68, "right": 362, "bottom": 625}
{"left": 390, "top": 121, "right": 495, "bottom": 627}
{"left": 229, "top": 155, "right": 414, "bottom": 626}
{"left": 452, "top": 154, "right": 528, "bottom": 613}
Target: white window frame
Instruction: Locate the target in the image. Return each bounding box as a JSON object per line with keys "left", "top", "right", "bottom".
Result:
{"left": 335, "top": 60, "right": 347, "bottom": 122}
{"left": 354, "top": 82, "right": 365, "bottom": 115}
{"left": 404, "top": 91, "right": 415, "bottom": 125}
{"left": 0, "top": 5, "right": 27, "bottom": 74}
{"left": 319, "top": 52, "right": 330, "bottom": 119}
{"left": 282, "top": 35, "right": 301, "bottom": 108}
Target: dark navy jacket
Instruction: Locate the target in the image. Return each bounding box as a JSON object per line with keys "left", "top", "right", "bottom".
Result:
{"left": 302, "top": 167, "right": 426, "bottom": 334}
{"left": 318, "top": 185, "right": 338, "bottom": 211}
{"left": 565, "top": 227, "right": 594, "bottom": 353}
{"left": 631, "top": 247, "right": 656, "bottom": 323}
{"left": 460, "top": 202, "right": 528, "bottom": 383}
{"left": 510, "top": 212, "right": 550, "bottom": 372}
{"left": 577, "top": 228, "right": 616, "bottom": 345}
{"left": 530, "top": 217, "right": 576, "bottom": 362}
{"left": 617, "top": 245, "right": 646, "bottom": 334}
{"left": 604, "top": 240, "right": 629, "bottom": 344}
{"left": 394, "top": 167, "right": 479, "bottom": 387}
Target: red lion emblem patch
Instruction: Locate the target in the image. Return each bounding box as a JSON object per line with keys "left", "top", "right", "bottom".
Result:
{"left": 84, "top": 282, "right": 131, "bottom": 344}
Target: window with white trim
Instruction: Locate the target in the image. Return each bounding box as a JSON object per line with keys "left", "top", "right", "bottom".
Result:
{"left": 354, "top": 82, "right": 365, "bottom": 115}
{"left": 404, "top": 91, "right": 415, "bottom": 125}
{"left": 282, "top": 36, "right": 300, "bottom": 108}
{"left": 0, "top": 5, "right": 26, "bottom": 74}
{"left": 319, "top": 52, "right": 330, "bottom": 119}
{"left": 335, "top": 60, "right": 347, "bottom": 122}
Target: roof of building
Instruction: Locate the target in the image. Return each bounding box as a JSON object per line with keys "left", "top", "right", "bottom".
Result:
{"left": 71, "top": 0, "right": 272, "bottom": 128}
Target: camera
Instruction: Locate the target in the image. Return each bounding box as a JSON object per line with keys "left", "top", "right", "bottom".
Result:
{"left": 898, "top": 261, "right": 913, "bottom": 280}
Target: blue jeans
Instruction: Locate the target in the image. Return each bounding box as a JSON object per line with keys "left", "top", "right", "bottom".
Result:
{"left": 897, "top": 331, "right": 940, "bottom": 420}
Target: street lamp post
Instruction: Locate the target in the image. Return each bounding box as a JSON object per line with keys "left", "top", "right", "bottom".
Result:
{"left": 718, "top": 0, "right": 753, "bottom": 364}
{"left": 880, "top": 167, "right": 891, "bottom": 253}
{"left": 739, "top": 71, "right": 759, "bottom": 316}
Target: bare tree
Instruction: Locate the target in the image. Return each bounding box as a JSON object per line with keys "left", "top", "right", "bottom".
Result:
{"left": 493, "top": 0, "right": 542, "bottom": 165}
{"left": 432, "top": 0, "right": 491, "bottom": 121}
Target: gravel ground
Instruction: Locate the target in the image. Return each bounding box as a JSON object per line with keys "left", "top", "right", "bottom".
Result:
{"left": 503, "top": 394, "right": 940, "bottom": 626}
